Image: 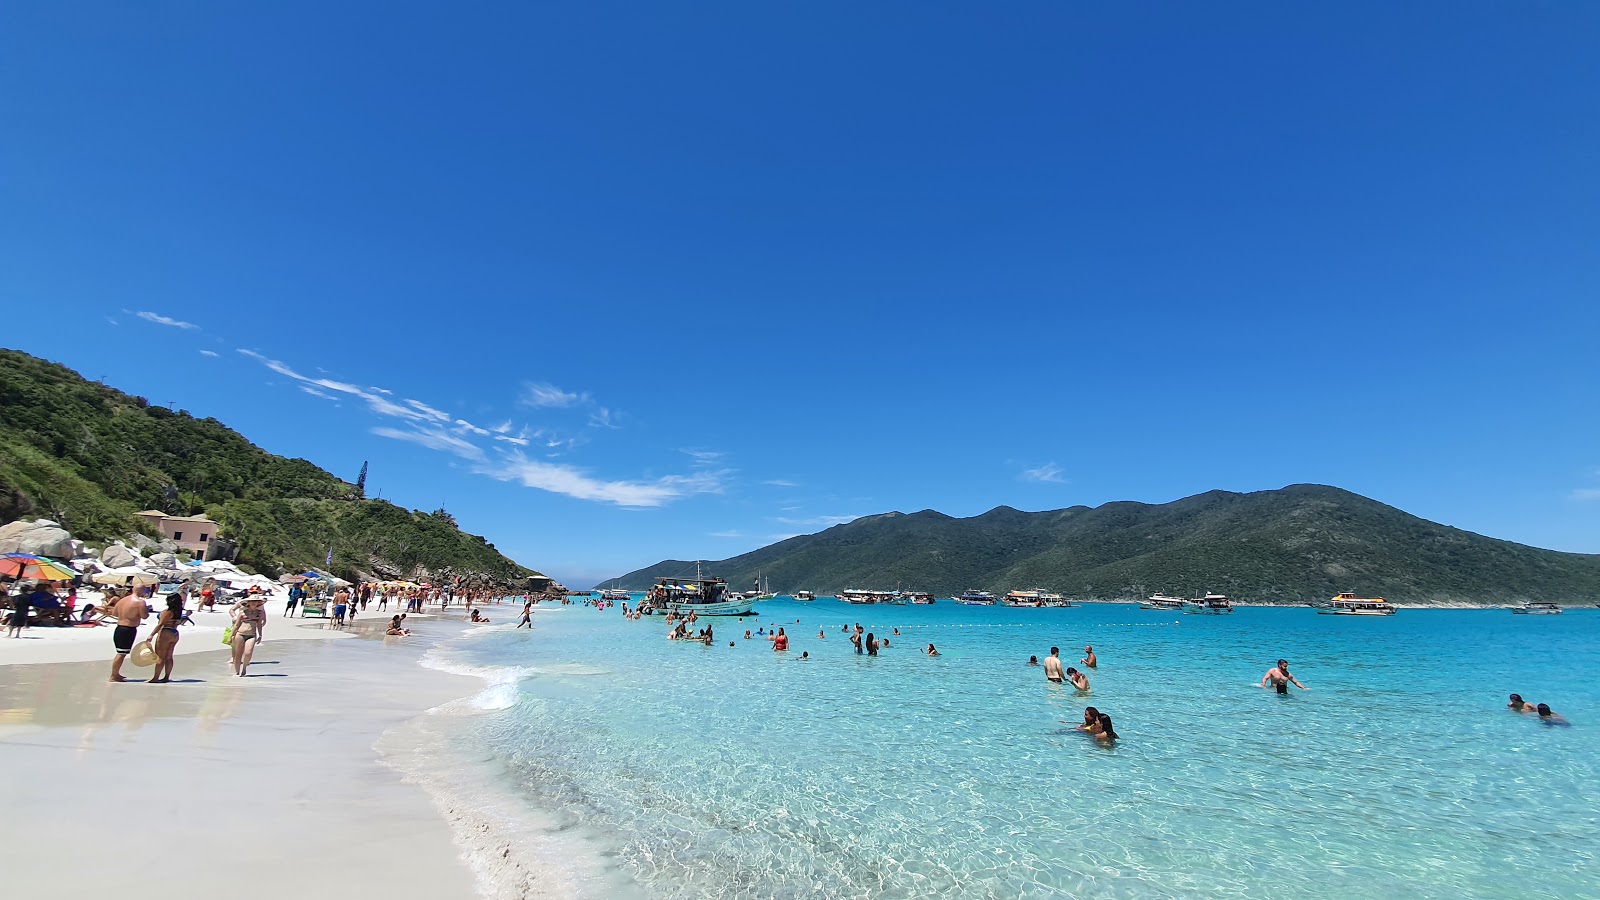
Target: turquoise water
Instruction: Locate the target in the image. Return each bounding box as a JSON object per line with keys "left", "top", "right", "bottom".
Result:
{"left": 430, "top": 600, "right": 1599, "bottom": 898}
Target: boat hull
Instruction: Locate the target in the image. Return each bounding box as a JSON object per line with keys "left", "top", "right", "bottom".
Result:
{"left": 658, "top": 596, "right": 756, "bottom": 616}
{"left": 1511, "top": 609, "right": 1561, "bottom": 615}
{"left": 1318, "top": 608, "right": 1395, "bottom": 616}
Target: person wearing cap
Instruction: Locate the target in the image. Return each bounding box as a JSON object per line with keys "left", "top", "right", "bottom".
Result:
{"left": 1260, "top": 659, "right": 1308, "bottom": 694}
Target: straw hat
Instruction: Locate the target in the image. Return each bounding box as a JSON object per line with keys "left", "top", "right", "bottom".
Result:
{"left": 129, "top": 640, "right": 159, "bottom": 668}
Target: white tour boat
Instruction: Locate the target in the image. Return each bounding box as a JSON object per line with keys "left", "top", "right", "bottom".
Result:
{"left": 1511, "top": 601, "right": 1562, "bottom": 615}
{"left": 1184, "top": 593, "right": 1234, "bottom": 614}
{"left": 1315, "top": 591, "right": 1396, "bottom": 616}
{"left": 1141, "top": 593, "right": 1187, "bottom": 610}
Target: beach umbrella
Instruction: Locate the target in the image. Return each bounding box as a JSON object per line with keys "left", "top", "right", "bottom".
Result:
{"left": 278, "top": 574, "right": 309, "bottom": 584}
{"left": 0, "top": 553, "right": 77, "bottom": 582}
{"left": 92, "top": 567, "right": 160, "bottom": 586}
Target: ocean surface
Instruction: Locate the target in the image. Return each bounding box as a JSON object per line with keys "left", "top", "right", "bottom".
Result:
{"left": 404, "top": 599, "right": 1599, "bottom": 899}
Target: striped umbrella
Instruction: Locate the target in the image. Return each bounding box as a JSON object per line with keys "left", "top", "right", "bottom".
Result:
{"left": 0, "top": 553, "right": 78, "bottom": 582}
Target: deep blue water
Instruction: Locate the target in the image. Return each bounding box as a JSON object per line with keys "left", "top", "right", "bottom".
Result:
{"left": 427, "top": 599, "right": 1600, "bottom": 898}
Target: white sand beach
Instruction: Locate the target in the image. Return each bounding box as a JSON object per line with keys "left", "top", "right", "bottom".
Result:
{"left": 0, "top": 601, "right": 496, "bottom": 899}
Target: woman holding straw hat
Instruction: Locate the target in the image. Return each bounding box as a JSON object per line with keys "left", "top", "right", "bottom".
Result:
{"left": 230, "top": 595, "right": 267, "bottom": 676}
{"left": 146, "top": 594, "right": 185, "bottom": 683}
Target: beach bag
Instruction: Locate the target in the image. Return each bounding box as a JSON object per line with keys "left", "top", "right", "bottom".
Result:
{"left": 130, "top": 640, "right": 158, "bottom": 668}
{"left": 221, "top": 626, "right": 234, "bottom": 645}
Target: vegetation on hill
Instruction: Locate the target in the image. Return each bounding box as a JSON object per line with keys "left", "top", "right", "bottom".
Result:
{"left": 606, "top": 485, "right": 1600, "bottom": 605}
{"left": 0, "top": 348, "right": 537, "bottom": 585}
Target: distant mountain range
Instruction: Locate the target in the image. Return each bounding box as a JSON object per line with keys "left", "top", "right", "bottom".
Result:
{"left": 604, "top": 485, "right": 1600, "bottom": 605}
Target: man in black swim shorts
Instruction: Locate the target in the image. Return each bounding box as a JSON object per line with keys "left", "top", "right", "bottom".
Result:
{"left": 109, "top": 587, "right": 150, "bottom": 683}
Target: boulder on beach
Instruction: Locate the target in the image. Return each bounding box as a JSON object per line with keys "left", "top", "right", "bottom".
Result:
{"left": 130, "top": 533, "right": 157, "bottom": 551}
{"left": 0, "top": 518, "right": 76, "bottom": 558}
{"left": 101, "top": 542, "right": 140, "bottom": 569}
{"left": 148, "top": 551, "right": 179, "bottom": 569}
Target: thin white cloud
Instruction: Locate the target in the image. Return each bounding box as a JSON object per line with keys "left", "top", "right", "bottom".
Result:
{"left": 300, "top": 386, "right": 337, "bottom": 400}
{"left": 199, "top": 350, "right": 220, "bottom": 358}
{"left": 491, "top": 421, "right": 514, "bottom": 434}
{"left": 494, "top": 434, "right": 531, "bottom": 446}
{"left": 136, "top": 311, "right": 199, "bottom": 330}
{"left": 588, "top": 406, "right": 619, "bottom": 429}
{"left": 1571, "top": 488, "right": 1600, "bottom": 502}
{"left": 238, "top": 349, "right": 439, "bottom": 422}
{"left": 709, "top": 530, "right": 745, "bottom": 539}
{"left": 774, "top": 514, "right": 861, "bottom": 527}
{"left": 681, "top": 449, "right": 725, "bottom": 463}
{"left": 372, "top": 425, "right": 484, "bottom": 460}
{"left": 521, "top": 381, "right": 588, "bottom": 408}
{"left": 763, "top": 479, "right": 799, "bottom": 487}
{"left": 1020, "top": 462, "right": 1066, "bottom": 484}
{"left": 455, "top": 419, "right": 492, "bottom": 436}
{"left": 406, "top": 399, "right": 452, "bottom": 422}
{"left": 474, "top": 450, "right": 728, "bottom": 507}
{"left": 369, "top": 386, "right": 392, "bottom": 395}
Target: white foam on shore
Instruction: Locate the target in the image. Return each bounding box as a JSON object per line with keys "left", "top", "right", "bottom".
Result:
{"left": 381, "top": 627, "right": 639, "bottom": 900}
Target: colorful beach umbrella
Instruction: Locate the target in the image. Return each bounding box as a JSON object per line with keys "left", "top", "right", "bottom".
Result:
{"left": 0, "top": 553, "right": 77, "bottom": 582}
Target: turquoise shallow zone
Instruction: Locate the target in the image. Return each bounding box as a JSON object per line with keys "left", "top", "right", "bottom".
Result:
{"left": 437, "top": 601, "right": 1599, "bottom": 899}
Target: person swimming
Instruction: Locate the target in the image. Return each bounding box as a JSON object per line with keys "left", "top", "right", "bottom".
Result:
{"left": 1027, "top": 655, "right": 1039, "bottom": 666}
{"left": 926, "top": 644, "right": 939, "bottom": 656}
{"left": 1094, "top": 713, "right": 1118, "bottom": 741}
{"left": 1076, "top": 706, "right": 1101, "bottom": 733}
{"left": 1536, "top": 703, "right": 1570, "bottom": 725}
{"left": 1508, "top": 693, "right": 1535, "bottom": 713}
{"left": 800, "top": 651, "right": 809, "bottom": 659}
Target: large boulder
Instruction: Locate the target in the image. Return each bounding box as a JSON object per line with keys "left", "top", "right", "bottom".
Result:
{"left": 0, "top": 519, "right": 76, "bottom": 558}
{"left": 157, "top": 539, "right": 179, "bottom": 554}
{"left": 101, "top": 543, "right": 140, "bottom": 569}
{"left": 130, "top": 534, "right": 157, "bottom": 551}
{"left": 148, "top": 552, "right": 179, "bottom": 569}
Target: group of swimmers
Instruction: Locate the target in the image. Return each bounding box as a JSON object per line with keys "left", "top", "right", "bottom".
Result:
{"left": 1508, "top": 694, "right": 1568, "bottom": 724}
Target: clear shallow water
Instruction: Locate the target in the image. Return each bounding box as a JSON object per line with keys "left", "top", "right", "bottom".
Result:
{"left": 426, "top": 601, "right": 1600, "bottom": 899}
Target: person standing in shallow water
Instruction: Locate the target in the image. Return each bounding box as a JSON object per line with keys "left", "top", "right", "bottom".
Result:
{"left": 1081, "top": 646, "right": 1097, "bottom": 668}
{"left": 1260, "top": 659, "right": 1308, "bottom": 694}
{"left": 1043, "top": 647, "right": 1065, "bottom": 683}
{"left": 865, "top": 632, "right": 878, "bottom": 656}
{"left": 146, "top": 595, "right": 184, "bottom": 683}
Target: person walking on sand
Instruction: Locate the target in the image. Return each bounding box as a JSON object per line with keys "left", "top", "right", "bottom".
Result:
{"left": 517, "top": 601, "right": 533, "bottom": 629}
{"left": 1260, "top": 659, "right": 1308, "bottom": 694}
{"left": 230, "top": 596, "right": 267, "bottom": 676}
{"left": 284, "top": 582, "right": 300, "bottom": 617}
{"left": 6, "top": 580, "right": 32, "bottom": 638}
{"left": 108, "top": 586, "right": 151, "bottom": 682}
{"left": 1043, "top": 647, "right": 1066, "bottom": 683}
{"left": 146, "top": 595, "right": 185, "bottom": 683}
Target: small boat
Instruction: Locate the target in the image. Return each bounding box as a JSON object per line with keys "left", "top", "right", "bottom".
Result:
{"left": 1315, "top": 591, "right": 1396, "bottom": 616}
{"left": 792, "top": 590, "right": 815, "bottom": 602}
{"left": 957, "top": 590, "right": 997, "bottom": 606}
{"left": 903, "top": 591, "right": 935, "bottom": 605}
{"left": 838, "top": 589, "right": 881, "bottom": 604}
{"left": 1184, "top": 593, "right": 1234, "bottom": 614}
{"left": 1140, "top": 593, "right": 1186, "bottom": 610}
{"left": 750, "top": 571, "right": 776, "bottom": 601}
{"left": 1039, "top": 592, "right": 1076, "bottom": 608}
{"left": 645, "top": 574, "right": 755, "bottom": 616}
{"left": 1003, "top": 590, "right": 1043, "bottom": 608}
{"left": 1511, "top": 601, "right": 1562, "bottom": 615}
{"left": 599, "top": 588, "right": 631, "bottom": 602}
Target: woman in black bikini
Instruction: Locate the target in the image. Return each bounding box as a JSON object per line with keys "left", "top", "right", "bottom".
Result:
{"left": 148, "top": 595, "right": 185, "bottom": 683}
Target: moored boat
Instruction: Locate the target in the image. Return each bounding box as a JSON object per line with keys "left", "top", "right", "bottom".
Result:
{"left": 1511, "top": 601, "right": 1562, "bottom": 615}
{"left": 792, "top": 590, "right": 815, "bottom": 601}
{"left": 1003, "top": 590, "right": 1043, "bottom": 608}
{"left": 1184, "top": 593, "right": 1234, "bottom": 614}
{"left": 957, "top": 590, "right": 997, "bottom": 606}
{"left": 903, "top": 591, "right": 935, "bottom": 605}
{"left": 1141, "top": 593, "right": 1186, "bottom": 610}
{"left": 839, "top": 589, "right": 882, "bottom": 604}
{"left": 1315, "top": 591, "right": 1396, "bottom": 616}
{"left": 600, "top": 588, "right": 631, "bottom": 602}
{"left": 645, "top": 576, "right": 755, "bottom": 616}
{"left": 1039, "top": 591, "right": 1077, "bottom": 608}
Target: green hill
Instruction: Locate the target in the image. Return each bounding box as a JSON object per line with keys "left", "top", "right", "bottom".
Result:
{"left": 0, "top": 348, "right": 538, "bottom": 586}
{"left": 605, "top": 486, "right": 1600, "bottom": 605}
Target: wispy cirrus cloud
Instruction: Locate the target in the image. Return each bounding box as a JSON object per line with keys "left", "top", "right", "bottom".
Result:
{"left": 300, "top": 386, "right": 337, "bottom": 400}
{"left": 372, "top": 425, "right": 485, "bottom": 460}
{"left": 1571, "top": 488, "right": 1600, "bottom": 502}
{"left": 521, "top": 381, "right": 588, "bottom": 408}
{"left": 773, "top": 514, "right": 862, "bottom": 527}
{"left": 763, "top": 479, "right": 799, "bottom": 488}
{"left": 588, "top": 406, "right": 620, "bottom": 429}
{"left": 1020, "top": 462, "right": 1066, "bottom": 484}
{"left": 199, "top": 350, "right": 220, "bottom": 358}
{"left": 455, "top": 419, "right": 492, "bottom": 436}
{"left": 474, "top": 450, "right": 728, "bottom": 507}
{"left": 237, "top": 349, "right": 436, "bottom": 422}
{"left": 709, "top": 530, "right": 745, "bottom": 539}
{"left": 136, "top": 311, "right": 199, "bottom": 330}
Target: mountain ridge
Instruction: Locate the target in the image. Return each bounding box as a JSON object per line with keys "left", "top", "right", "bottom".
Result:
{"left": 603, "top": 484, "right": 1600, "bottom": 604}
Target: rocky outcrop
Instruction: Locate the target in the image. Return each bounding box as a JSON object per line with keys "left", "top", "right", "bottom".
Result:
{"left": 147, "top": 552, "right": 179, "bottom": 569}
{"left": 101, "top": 543, "right": 140, "bottom": 568}
{"left": 0, "top": 519, "right": 76, "bottom": 558}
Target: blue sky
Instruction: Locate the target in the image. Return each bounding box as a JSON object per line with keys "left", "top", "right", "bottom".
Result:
{"left": 3, "top": 3, "right": 1597, "bottom": 587}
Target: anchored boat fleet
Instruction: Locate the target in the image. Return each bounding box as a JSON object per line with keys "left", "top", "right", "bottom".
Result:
{"left": 621, "top": 570, "right": 1572, "bottom": 616}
